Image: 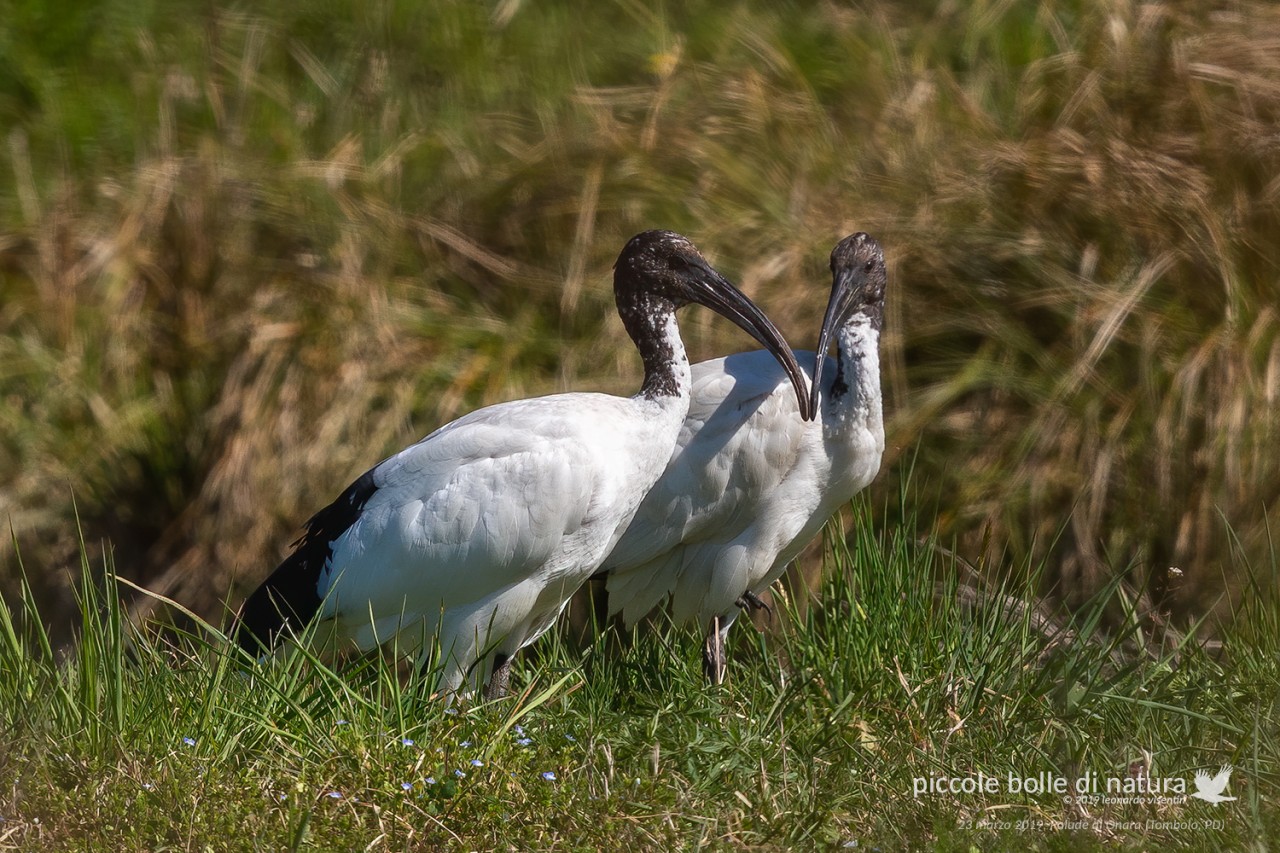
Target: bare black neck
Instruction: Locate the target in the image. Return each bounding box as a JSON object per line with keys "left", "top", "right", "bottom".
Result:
{"left": 616, "top": 290, "right": 687, "bottom": 401}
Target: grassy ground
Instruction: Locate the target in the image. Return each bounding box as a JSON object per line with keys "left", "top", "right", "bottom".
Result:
{"left": 2, "top": 496, "right": 1275, "bottom": 850}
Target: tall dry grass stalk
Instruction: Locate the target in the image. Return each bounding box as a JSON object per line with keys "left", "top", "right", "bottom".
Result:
{"left": 0, "top": 0, "right": 1276, "bottom": 635}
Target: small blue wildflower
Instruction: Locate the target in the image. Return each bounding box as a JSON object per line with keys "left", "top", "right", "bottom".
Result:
{"left": 401, "top": 782, "right": 413, "bottom": 791}
{"left": 513, "top": 724, "right": 525, "bottom": 736}
{"left": 401, "top": 738, "right": 415, "bottom": 747}
{"left": 424, "top": 777, "right": 437, "bottom": 785}
{"left": 326, "top": 791, "right": 343, "bottom": 799}
{"left": 564, "top": 734, "right": 576, "bottom": 742}
{"left": 459, "top": 740, "right": 472, "bottom": 748}
{"left": 516, "top": 737, "right": 532, "bottom": 747}
{"left": 469, "top": 758, "right": 483, "bottom": 767}
{"left": 336, "top": 719, "right": 349, "bottom": 726}
{"left": 443, "top": 707, "right": 458, "bottom": 716}
{"left": 454, "top": 769, "right": 466, "bottom": 778}
{"left": 541, "top": 771, "right": 557, "bottom": 781}
{"left": 182, "top": 737, "right": 196, "bottom": 747}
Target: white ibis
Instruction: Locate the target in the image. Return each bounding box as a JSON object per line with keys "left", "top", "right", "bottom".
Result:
{"left": 233, "top": 230, "right": 813, "bottom": 698}
{"left": 599, "top": 233, "right": 887, "bottom": 683}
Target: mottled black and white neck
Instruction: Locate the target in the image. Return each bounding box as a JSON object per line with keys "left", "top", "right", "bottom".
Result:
{"left": 613, "top": 233, "right": 694, "bottom": 403}
{"left": 812, "top": 232, "right": 887, "bottom": 433}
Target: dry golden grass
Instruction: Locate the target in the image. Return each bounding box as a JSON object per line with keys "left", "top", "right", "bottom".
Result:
{"left": 1, "top": 0, "right": 1276, "bottom": 633}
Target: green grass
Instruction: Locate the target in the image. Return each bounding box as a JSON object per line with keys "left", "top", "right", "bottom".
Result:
{"left": 3, "top": 496, "right": 1275, "bottom": 850}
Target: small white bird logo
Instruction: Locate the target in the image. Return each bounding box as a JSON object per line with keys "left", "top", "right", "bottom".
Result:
{"left": 1190, "top": 765, "right": 1237, "bottom": 803}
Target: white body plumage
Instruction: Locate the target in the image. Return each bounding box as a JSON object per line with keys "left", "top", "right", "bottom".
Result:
{"left": 318, "top": 390, "right": 687, "bottom": 687}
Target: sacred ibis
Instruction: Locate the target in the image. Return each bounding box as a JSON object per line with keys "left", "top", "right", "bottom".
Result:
{"left": 599, "top": 233, "right": 887, "bottom": 683}
{"left": 233, "top": 230, "right": 813, "bottom": 698}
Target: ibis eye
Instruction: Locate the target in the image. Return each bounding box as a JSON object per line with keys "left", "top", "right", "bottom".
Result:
{"left": 863, "top": 259, "right": 876, "bottom": 273}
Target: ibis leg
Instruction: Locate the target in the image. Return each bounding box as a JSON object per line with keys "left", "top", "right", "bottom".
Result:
{"left": 702, "top": 616, "right": 728, "bottom": 685}
{"left": 484, "top": 652, "right": 511, "bottom": 701}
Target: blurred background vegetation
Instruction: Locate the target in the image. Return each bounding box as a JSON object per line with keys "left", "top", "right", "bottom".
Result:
{"left": 1, "top": 0, "right": 1276, "bottom": 639}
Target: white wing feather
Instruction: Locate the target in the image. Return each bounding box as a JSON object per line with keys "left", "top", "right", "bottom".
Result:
{"left": 603, "top": 350, "right": 819, "bottom": 628}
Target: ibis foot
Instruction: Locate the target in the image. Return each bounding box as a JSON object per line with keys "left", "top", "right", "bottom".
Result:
{"left": 735, "top": 590, "right": 773, "bottom": 619}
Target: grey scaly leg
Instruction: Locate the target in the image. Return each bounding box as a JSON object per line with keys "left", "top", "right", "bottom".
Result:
{"left": 484, "top": 652, "right": 511, "bottom": 700}
{"left": 702, "top": 616, "right": 728, "bottom": 685}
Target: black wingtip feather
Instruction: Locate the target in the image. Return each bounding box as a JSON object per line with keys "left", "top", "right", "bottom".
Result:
{"left": 233, "top": 468, "right": 380, "bottom": 657}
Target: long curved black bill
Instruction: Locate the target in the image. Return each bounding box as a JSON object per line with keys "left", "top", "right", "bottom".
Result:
{"left": 810, "top": 263, "right": 861, "bottom": 416}
{"left": 688, "top": 266, "right": 814, "bottom": 421}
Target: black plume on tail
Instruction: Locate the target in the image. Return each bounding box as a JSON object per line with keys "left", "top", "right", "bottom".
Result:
{"left": 234, "top": 468, "right": 379, "bottom": 657}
